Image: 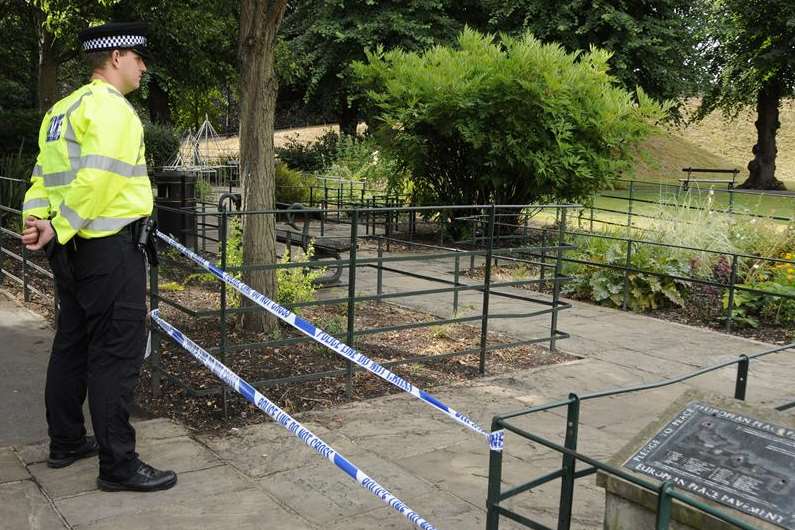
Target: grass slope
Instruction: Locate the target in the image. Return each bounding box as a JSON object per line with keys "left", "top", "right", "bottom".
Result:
{"left": 629, "top": 99, "right": 795, "bottom": 188}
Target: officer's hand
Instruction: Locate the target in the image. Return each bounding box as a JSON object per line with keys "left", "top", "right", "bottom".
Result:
{"left": 21, "top": 216, "right": 40, "bottom": 246}
{"left": 25, "top": 219, "right": 55, "bottom": 251}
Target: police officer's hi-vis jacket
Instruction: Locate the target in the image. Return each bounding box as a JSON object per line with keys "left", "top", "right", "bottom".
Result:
{"left": 22, "top": 78, "right": 153, "bottom": 244}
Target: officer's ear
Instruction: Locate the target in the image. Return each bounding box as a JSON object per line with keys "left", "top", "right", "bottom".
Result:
{"left": 110, "top": 49, "right": 122, "bottom": 68}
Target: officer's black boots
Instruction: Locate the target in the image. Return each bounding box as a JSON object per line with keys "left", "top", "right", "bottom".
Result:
{"left": 47, "top": 436, "right": 100, "bottom": 468}
{"left": 97, "top": 462, "right": 177, "bottom": 492}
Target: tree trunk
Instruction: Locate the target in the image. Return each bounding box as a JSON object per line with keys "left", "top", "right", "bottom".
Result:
{"left": 739, "top": 83, "right": 787, "bottom": 191}
{"left": 36, "top": 24, "right": 58, "bottom": 111}
{"left": 147, "top": 76, "right": 172, "bottom": 124}
{"left": 239, "top": 0, "right": 288, "bottom": 332}
{"left": 339, "top": 89, "right": 359, "bottom": 137}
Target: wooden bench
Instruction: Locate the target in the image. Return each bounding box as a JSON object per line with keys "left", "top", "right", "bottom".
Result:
{"left": 276, "top": 202, "right": 351, "bottom": 285}
{"left": 679, "top": 167, "right": 739, "bottom": 191}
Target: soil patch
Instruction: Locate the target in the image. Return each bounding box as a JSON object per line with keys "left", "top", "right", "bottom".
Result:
{"left": 1, "top": 244, "right": 576, "bottom": 434}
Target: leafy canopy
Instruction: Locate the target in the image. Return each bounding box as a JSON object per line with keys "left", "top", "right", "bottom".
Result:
{"left": 699, "top": 0, "right": 795, "bottom": 117}
{"left": 483, "top": 0, "right": 706, "bottom": 110}
{"left": 354, "top": 28, "right": 669, "bottom": 207}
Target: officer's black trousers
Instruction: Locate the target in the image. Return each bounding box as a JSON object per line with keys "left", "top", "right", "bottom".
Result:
{"left": 46, "top": 233, "right": 147, "bottom": 481}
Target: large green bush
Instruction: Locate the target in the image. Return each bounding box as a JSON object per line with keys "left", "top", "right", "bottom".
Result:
{"left": 276, "top": 162, "right": 317, "bottom": 204}
{"left": 354, "top": 29, "right": 668, "bottom": 207}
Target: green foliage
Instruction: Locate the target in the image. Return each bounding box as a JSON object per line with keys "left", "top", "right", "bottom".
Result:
{"left": 323, "top": 135, "right": 406, "bottom": 191}
{"left": 317, "top": 313, "right": 346, "bottom": 337}
{"left": 563, "top": 231, "right": 690, "bottom": 311}
{"left": 276, "top": 244, "right": 325, "bottom": 311}
{"left": 276, "top": 163, "right": 316, "bottom": 204}
{"left": 276, "top": 130, "right": 340, "bottom": 172}
{"left": 195, "top": 178, "right": 214, "bottom": 202}
{"left": 354, "top": 29, "right": 669, "bottom": 209}
{"left": 484, "top": 0, "right": 706, "bottom": 113}
{"left": 143, "top": 122, "right": 181, "bottom": 168}
{"left": 724, "top": 253, "right": 795, "bottom": 328}
{"left": 698, "top": 0, "right": 795, "bottom": 119}
{"left": 282, "top": 0, "right": 459, "bottom": 132}
{"left": 0, "top": 109, "right": 42, "bottom": 156}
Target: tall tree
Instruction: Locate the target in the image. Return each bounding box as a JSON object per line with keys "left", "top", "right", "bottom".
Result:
{"left": 238, "top": 0, "right": 288, "bottom": 331}
{"left": 698, "top": 0, "right": 795, "bottom": 190}
{"left": 484, "top": 0, "right": 705, "bottom": 112}
{"left": 113, "top": 0, "right": 239, "bottom": 126}
{"left": 282, "top": 0, "right": 458, "bottom": 136}
{"left": 14, "top": 0, "right": 118, "bottom": 111}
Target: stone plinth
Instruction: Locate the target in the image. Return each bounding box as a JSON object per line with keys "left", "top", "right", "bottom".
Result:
{"left": 596, "top": 390, "right": 795, "bottom": 530}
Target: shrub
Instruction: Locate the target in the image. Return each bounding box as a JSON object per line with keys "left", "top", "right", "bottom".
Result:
{"left": 276, "top": 244, "right": 325, "bottom": 311}
{"left": 563, "top": 230, "right": 690, "bottom": 311}
{"left": 276, "top": 162, "right": 316, "bottom": 204}
{"left": 144, "top": 122, "right": 181, "bottom": 168}
{"left": 0, "top": 109, "right": 41, "bottom": 156}
{"left": 322, "top": 135, "right": 407, "bottom": 193}
{"left": 354, "top": 28, "right": 668, "bottom": 208}
{"left": 275, "top": 130, "right": 339, "bottom": 172}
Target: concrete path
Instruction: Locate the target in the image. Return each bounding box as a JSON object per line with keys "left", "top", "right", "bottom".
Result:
{"left": 0, "top": 291, "right": 53, "bottom": 446}
{"left": 2, "top": 248, "right": 794, "bottom": 529}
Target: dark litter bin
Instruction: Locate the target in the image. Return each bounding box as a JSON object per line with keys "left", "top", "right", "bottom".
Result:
{"left": 152, "top": 170, "right": 197, "bottom": 248}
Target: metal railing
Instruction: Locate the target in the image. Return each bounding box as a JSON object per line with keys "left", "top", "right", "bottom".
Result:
{"left": 577, "top": 178, "right": 795, "bottom": 232}
{"left": 0, "top": 176, "right": 56, "bottom": 307}
{"left": 486, "top": 342, "right": 795, "bottom": 530}
{"left": 458, "top": 210, "right": 795, "bottom": 333}
{"left": 146, "top": 203, "right": 574, "bottom": 404}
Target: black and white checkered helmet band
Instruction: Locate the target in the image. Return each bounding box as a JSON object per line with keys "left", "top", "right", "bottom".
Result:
{"left": 82, "top": 35, "right": 146, "bottom": 52}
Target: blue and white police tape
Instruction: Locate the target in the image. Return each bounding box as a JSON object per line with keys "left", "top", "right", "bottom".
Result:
{"left": 150, "top": 309, "right": 436, "bottom": 530}
{"left": 156, "top": 230, "right": 505, "bottom": 452}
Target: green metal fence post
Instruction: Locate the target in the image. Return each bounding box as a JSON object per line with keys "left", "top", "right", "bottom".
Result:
{"left": 486, "top": 418, "right": 504, "bottom": 530}
{"left": 376, "top": 237, "right": 383, "bottom": 304}
{"left": 346, "top": 209, "right": 359, "bottom": 398}
{"left": 735, "top": 354, "right": 749, "bottom": 400}
{"left": 622, "top": 239, "right": 634, "bottom": 311}
{"left": 453, "top": 254, "right": 460, "bottom": 317}
{"left": 725, "top": 254, "right": 739, "bottom": 332}
{"left": 479, "top": 205, "right": 496, "bottom": 375}
{"left": 550, "top": 208, "right": 566, "bottom": 351}
{"left": 655, "top": 481, "right": 675, "bottom": 530}
{"left": 219, "top": 208, "right": 229, "bottom": 416}
{"left": 320, "top": 199, "right": 326, "bottom": 237}
{"left": 627, "top": 180, "right": 635, "bottom": 229}
{"left": 557, "top": 393, "right": 580, "bottom": 530}
{"left": 21, "top": 245, "right": 29, "bottom": 302}
{"left": 540, "top": 228, "right": 547, "bottom": 283}
{"left": 149, "top": 234, "right": 161, "bottom": 398}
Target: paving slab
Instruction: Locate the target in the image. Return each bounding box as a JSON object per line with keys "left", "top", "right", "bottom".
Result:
{"left": 0, "top": 447, "right": 29, "bottom": 483}
{"left": 0, "top": 480, "right": 65, "bottom": 529}
{"left": 3, "top": 250, "right": 793, "bottom": 530}
{"left": 0, "top": 291, "right": 52, "bottom": 446}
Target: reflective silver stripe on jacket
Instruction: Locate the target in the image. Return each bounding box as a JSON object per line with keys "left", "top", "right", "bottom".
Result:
{"left": 43, "top": 156, "right": 147, "bottom": 187}
{"left": 22, "top": 198, "right": 50, "bottom": 211}
{"left": 59, "top": 202, "right": 142, "bottom": 233}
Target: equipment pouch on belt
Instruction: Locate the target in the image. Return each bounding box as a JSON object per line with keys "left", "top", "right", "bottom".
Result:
{"left": 45, "top": 236, "right": 74, "bottom": 286}
{"left": 137, "top": 217, "right": 159, "bottom": 267}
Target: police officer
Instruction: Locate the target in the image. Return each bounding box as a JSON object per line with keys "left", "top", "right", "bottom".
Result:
{"left": 21, "top": 22, "right": 176, "bottom": 492}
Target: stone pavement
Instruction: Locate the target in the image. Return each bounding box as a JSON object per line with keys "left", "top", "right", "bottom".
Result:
{"left": 2, "top": 249, "right": 794, "bottom": 529}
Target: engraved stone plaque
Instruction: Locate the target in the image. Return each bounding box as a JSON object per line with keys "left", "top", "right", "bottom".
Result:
{"left": 624, "top": 401, "right": 795, "bottom": 529}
